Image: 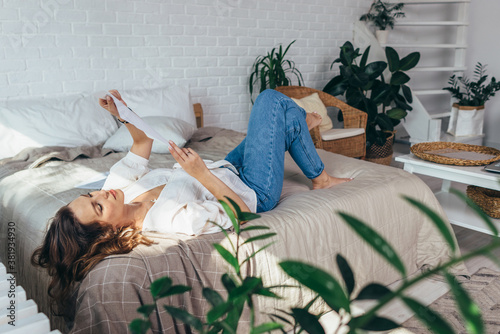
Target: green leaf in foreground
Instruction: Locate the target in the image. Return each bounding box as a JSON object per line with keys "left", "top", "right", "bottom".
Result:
{"left": 136, "top": 304, "right": 156, "bottom": 317}
{"left": 164, "top": 305, "right": 203, "bottom": 332}
{"left": 219, "top": 199, "right": 239, "bottom": 233}
{"left": 444, "top": 271, "right": 484, "bottom": 334}
{"left": 279, "top": 260, "right": 350, "bottom": 313}
{"left": 352, "top": 315, "right": 399, "bottom": 331}
{"left": 338, "top": 212, "right": 407, "bottom": 276}
{"left": 202, "top": 287, "right": 224, "bottom": 307}
{"left": 401, "top": 296, "right": 454, "bottom": 334}
{"left": 129, "top": 318, "right": 151, "bottom": 334}
{"left": 336, "top": 254, "right": 355, "bottom": 297}
{"left": 213, "top": 243, "right": 240, "bottom": 273}
{"left": 403, "top": 196, "right": 457, "bottom": 252}
{"left": 291, "top": 308, "right": 325, "bottom": 334}
{"left": 150, "top": 276, "right": 173, "bottom": 300}
{"left": 250, "top": 322, "right": 284, "bottom": 334}
{"left": 355, "top": 283, "right": 392, "bottom": 300}
{"left": 241, "top": 233, "right": 277, "bottom": 245}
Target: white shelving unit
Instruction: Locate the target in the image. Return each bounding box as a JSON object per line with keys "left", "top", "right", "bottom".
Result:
{"left": 384, "top": 0, "right": 474, "bottom": 144}
{"left": 396, "top": 154, "right": 500, "bottom": 235}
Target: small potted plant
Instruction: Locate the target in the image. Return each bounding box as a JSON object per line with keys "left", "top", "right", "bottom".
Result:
{"left": 248, "top": 40, "right": 304, "bottom": 103}
{"left": 359, "top": 0, "right": 405, "bottom": 43}
{"left": 443, "top": 62, "right": 500, "bottom": 137}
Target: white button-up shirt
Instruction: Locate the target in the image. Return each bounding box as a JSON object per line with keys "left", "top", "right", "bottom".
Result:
{"left": 102, "top": 152, "right": 257, "bottom": 235}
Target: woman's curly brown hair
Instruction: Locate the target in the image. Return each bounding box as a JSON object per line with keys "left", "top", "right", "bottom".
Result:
{"left": 31, "top": 205, "right": 154, "bottom": 316}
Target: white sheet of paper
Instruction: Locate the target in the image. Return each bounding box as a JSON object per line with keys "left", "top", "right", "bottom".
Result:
{"left": 106, "top": 93, "right": 172, "bottom": 147}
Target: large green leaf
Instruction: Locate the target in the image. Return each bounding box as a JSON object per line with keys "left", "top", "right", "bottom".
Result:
{"left": 150, "top": 276, "right": 173, "bottom": 300}
{"left": 164, "top": 306, "right": 203, "bottom": 332}
{"left": 338, "top": 212, "right": 407, "bottom": 276}
{"left": 355, "top": 283, "right": 393, "bottom": 300}
{"left": 376, "top": 113, "right": 395, "bottom": 132}
{"left": 351, "top": 315, "right": 399, "bottom": 331}
{"left": 228, "top": 277, "right": 263, "bottom": 301}
{"left": 345, "top": 86, "right": 365, "bottom": 106}
{"left": 386, "top": 108, "right": 407, "bottom": 120}
{"left": 402, "top": 196, "right": 457, "bottom": 252}
{"left": 291, "top": 308, "right": 325, "bottom": 334}
{"left": 336, "top": 254, "right": 355, "bottom": 297}
{"left": 163, "top": 285, "right": 191, "bottom": 297}
{"left": 241, "top": 232, "right": 277, "bottom": 245}
{"left": 342, "top": 66, "right": 369, "bottom": 88}
{"left": 206, "top": 302, "right": 231, "bottom": 324}
{"left": 137, "top": 304, "right": 156, "bottom": 318}
{"left": 364, "top": 61, "right": 387, "bottom": 80}
{"left": 221, "top": 273, "right": 237, "bottom": 293}
{"left": 251, "top": 322, "right": 284, "bottom": 334}
{"left": 129, "top": 318, "right": 151, "bottom": 334}
{"left": 203, "top": 288, "right": 224, "bottom": 307}
{"left": 360, "top": 46, "right": 371, "bottom": 69}
{"left": 390, "top": 71, "right": 410, "bottom": 85}
{"left": 219, "top": 200, "right": 239, "bottom": 233}
{"left": 213, "top": 244, "right": 240, "bottom": 273}
{"left": 402, "top": 84, "right": 413, "bottom": 103}
{"left": 399, "top": 52, "right": 421, "bottom": 71}
{"left": 323, "top": 75, "right": 348, "bottom": 97}
{"left": 240, "top": 225, "right": 270, "bottom": 232}
{"left": 444, "top": 271, "right": 484, "bottom": 334}
{"left": 401, "top": 296, "right": 454, "bottom": 334}
{"left": 370, "top": 81, "right": 391, "bottom": 104}
{"left": 279, "top": 260, "right": 350, "bottom": 312}
{"left": 385, "top": 47, "right": 400, "bottom": 72}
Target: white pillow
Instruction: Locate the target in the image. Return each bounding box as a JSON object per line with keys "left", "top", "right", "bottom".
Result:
{"left": 0, "top": 94, "right": 117, "bottom": 160}
{"left": 103, "top": 116, "right": 196, "bottom": 153}
{"left": 120, "top": 85, "right": 197, "bottom": 129}
{"left": 292, "top": 93, "right": 333, "bottom": 132}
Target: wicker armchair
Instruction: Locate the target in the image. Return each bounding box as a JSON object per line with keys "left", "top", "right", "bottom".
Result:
{"left": 275, "top": 86, "right": 367, "bottom": 159}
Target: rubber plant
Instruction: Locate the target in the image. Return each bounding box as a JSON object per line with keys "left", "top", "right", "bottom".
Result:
{"left": 249, "top": 40, "right": 304, "bottom": 103}
{"left": 130, "top": 193, "right": 500, "bottom": 334}
{"left": 323, "top": 41, "right": 420, "bottom": 148}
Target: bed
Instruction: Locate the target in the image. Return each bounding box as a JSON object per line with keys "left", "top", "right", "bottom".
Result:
{"left": 0, "top": 86, "right": 467, "bottom": 333}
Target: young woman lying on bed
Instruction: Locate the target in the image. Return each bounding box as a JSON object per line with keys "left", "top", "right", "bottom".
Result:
{"left": 32, "top": 89, "right": 352, "bottom": 313}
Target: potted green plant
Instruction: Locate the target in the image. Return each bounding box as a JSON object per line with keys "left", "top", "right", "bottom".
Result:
{"left": 359, "top": 0, "right": 405, "bottom": 43}
{"left": 443, "top": 62, "right": 500, "bottom": 137}
{"left": 323, "top": 41, "right": 420, "bottom": 165}
{"left": 249, "top": 40, "right": 304, "bottom": 103}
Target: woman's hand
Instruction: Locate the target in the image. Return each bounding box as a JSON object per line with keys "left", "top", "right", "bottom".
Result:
{"left": 168, "top": 141, "right": 210, "bottom": 181}
{"left": 98, "top": 90, "right": 127, "bottom": 118}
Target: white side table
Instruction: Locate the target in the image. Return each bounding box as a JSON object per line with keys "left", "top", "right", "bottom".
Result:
{"left": 0, "top": 263, "right": 61, "bottom": 334}
{"left": 396, "top": 154, "right": 500, "bottom": 235}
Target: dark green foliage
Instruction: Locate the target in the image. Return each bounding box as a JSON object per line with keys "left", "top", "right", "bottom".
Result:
{"left": 131, "top": 194, "right": 500, "bottom": 334}
{"left": 249, "top": 40, "right": 304, "bottom": 103}
{"left": 443, "top": 62, "right": 500, "bottom": 106}
{"left": 360, "top": 1, "right": 405, "bottom": 31}
{"left": 323, "top": 41, "right": 420, "bottom": 148}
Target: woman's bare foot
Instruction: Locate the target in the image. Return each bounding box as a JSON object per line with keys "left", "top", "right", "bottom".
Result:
{"left": 306, "top": 112, "right": 322, "bottom": 130}
{"left": 312, "top": 170, "right": 353, "bottom": 190}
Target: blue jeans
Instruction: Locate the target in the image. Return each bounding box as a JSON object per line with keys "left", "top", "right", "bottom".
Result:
{"left": 225, "top": 89, "right": 324, "bottom": 213}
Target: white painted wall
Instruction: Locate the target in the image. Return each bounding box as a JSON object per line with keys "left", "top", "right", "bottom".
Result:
{"left": 467, "top": 0, "right": 500, "bottom": 149}
{"left": 0, "top": 0, "right": 372, "bottom": 131}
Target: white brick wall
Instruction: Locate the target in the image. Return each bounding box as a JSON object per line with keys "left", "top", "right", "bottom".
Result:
{"left": 0, "top": 0, "right": 371, "bottom": 131}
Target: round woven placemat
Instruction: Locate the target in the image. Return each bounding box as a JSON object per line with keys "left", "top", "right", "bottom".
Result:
{"left": 410, "top": 142, "right": 500, "bottom": 166}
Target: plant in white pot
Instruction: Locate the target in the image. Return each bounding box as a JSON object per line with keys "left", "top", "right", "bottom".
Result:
{"left": 359, "top": 0, "right": 405, "bottom": 44}
{"left": 443, "top": 62, "right": 500, "bottom": 137}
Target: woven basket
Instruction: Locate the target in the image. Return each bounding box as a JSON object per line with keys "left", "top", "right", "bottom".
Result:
{"left": 410, "top": 142, "right": 500, "bottom": 166}
{"left": 365, "top": 132, "right": 395, "bottom": 165}
{"left": 466, "top": 185, "right": 500, "bottom": 219}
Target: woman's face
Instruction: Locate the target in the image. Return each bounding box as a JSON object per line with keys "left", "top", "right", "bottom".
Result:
{"left": 68, "top": 189, "right": 131, "bottom": 229}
